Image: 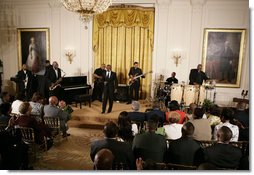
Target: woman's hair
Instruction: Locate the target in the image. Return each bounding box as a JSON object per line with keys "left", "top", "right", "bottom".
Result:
{"left": 168, "top": 100, "right": 180, "bottom": 111}
{"left": 193, "top": 108, "right": 205, "bottom": 119}
{"left": 168, "top": 111, "right": 181, "bottom": 124}
{"left": 31, "top": 92, "right": 43, "bottom": 102}
{"left": 117, "top": 111, "right": 133, "bottom": 142}
{"left": 19, "top": 102, "right": 30, "bottom": 115}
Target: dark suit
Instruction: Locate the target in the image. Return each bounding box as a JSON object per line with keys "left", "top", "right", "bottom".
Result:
{"left": 45, "top": 67, "right": 61, "bottom": 84}
{"left": 128, "top": 67, "right": 144, "bottom": 101}
{"left": 167, "top": 137, "right": 203, "bottom": 166}
{"left": 90, "top": 138, "right": 135, "bottom": 169}
{"left": 16, "top": 69, "right": 32, "bottom": 97}
{"left": 102, "top": 71, "right": 118, "bottom": 113}
{"left": 128, "top": 112, "right": 145, "bottom": 123}
{"left": 45, "top": 67, "right": 62, "bottom": 99}
{"left": 189, "top": 69, "right": 208, "bottom": 85}
{"left": 145, "top": 109, "right": 165, "bottom": 127}
{"left": 132, "top": 131, "right": 167, "bottom": 163}
{"left": 204, "top": 143, "right": 242, "bottom": 168}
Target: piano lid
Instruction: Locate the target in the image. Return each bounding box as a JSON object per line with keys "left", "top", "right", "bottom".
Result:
{"left": 60, "top": 76, "right": 87, "bottom": 87}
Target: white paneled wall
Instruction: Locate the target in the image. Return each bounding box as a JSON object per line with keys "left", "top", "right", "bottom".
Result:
{"left": 0, "top": 0, "right": 249, "bottom": 105}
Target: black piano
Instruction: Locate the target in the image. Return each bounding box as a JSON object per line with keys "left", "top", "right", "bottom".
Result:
{"left": 60, "top": 76, "right": 91, "bottom": 104}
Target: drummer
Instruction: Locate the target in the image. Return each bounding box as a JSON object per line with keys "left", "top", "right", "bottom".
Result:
{"left": 165, "top": 72, "right": 178, "bottom": 85}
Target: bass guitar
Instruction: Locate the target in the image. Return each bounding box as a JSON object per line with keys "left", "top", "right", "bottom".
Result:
{"left": 129, "top": 70, "right": 153, "bottom": 85}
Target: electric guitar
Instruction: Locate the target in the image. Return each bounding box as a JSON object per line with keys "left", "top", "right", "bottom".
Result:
{"left": 129, "top": 70, "right": 153, "bottom": 85}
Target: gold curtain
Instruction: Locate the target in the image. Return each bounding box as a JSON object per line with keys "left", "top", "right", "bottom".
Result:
{"left": 93, "top": 7, "right": 154, "bottom": 99}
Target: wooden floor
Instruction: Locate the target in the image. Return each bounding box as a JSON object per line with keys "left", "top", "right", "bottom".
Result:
{"left": 68, "top": 100, "right": 151, "bottom": 128}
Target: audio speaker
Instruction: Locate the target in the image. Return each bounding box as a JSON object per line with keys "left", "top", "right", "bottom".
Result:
{"left": 114, "top": 84, "right": 129, "bottom": 102}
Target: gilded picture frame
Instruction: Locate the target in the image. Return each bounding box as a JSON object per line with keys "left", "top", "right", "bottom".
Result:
{"left": 202, "top": 28, "right": 246, "bottom": 88}
{"left": 17, "top": 28, "right": 50, "bottom": 75}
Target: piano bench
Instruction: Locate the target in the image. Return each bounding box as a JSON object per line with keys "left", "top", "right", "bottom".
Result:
{"left": 73, "top": 94, "right": 92, "bottom": 109}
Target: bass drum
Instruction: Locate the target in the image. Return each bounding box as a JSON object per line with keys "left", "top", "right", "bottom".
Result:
{"left": 170, "top": 84, "right": 183, "bottom": 104}
{"left": 196, "top": 85, "right": 206, "bottom": 106}
{"left": 183, "top": 85, "right": 197, "bottom": 106}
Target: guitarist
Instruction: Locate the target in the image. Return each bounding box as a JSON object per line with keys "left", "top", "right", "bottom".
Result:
{"left": 127, "top": 62, "right": 145, "bottom": 104}
{"left": 92, "top": 64, "right": 106, "bottom": 102}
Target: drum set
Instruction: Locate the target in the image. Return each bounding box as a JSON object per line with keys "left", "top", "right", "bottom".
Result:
{"left": 154, "top": 77, "right": 216, "bottom": 107}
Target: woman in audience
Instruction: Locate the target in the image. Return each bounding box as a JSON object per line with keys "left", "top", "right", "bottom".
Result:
{"left": 14, "top": 102, "right": 50, "bottom": 145}
{"left": 213, "top": 107, "right": 239, "bottom": 142}
{"left": 117, "top": 111, "right": 138, "bottom": 143}
{"left": 163, "top": 111, "right": 183, "bottom": 140}
{"left": 189, "top": 108, "right": 212, "bottom": 141}
{"left": 0, "top": 103, "right": 12, "bottom": 126}
{"left": 165, "top": 100, "right": 186, "bottom": 124}
{"left": 11, "top": 93, "right": 25, "bottom": 115}
{"left": 29, "top": 92, "right": 44, "bottom": 117}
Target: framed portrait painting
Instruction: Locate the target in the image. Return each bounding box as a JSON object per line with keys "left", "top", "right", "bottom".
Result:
{"left": 17, "top": 28, "right": 50, "bottom": 75}
{"left": 202, "top": 28, "right": 246, "bottom": 88}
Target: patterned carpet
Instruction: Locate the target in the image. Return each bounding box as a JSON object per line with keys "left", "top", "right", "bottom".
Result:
{"left": 34, "top": 127, "right": 104, "bottom": 170}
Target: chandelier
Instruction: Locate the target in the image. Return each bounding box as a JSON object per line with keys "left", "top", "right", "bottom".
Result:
{"left": 60, "top": 0, "right": 111, "bottom": 25}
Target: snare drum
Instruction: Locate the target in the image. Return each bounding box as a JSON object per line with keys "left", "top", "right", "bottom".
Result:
{"left": 183, "top": 85, "right": 198, "bottom": 106}
{"left": 170, "top": 84, "right": 183, "bottom": 104}
{"left": 164, "top": 85, "right": 171, "bottom": 93}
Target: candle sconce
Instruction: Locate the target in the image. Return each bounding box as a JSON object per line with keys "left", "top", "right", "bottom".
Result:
{"left": 172, "top": 50, "right": 182, "bottom": 66}
{"left": 65, "top": 49, "right": 75, "bottom": 64}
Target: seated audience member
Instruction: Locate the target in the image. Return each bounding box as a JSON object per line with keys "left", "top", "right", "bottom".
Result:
{"left": 166, "top": 100, "right": 186, "bottom": 124}
{"left": 29, "top": 92, "right": 44, "bottom": 117}
{"left": 11, "top": 93, "right": 25, "bottom": 115}
{"left": 145, "top": 101, "right": 165, "bottom": 126}
{"left": 189, "top": 108, "right": 212, "bottom": 140}
{"left": 167, "top": 122, "right": 203, "bottom": 166}
{"left": 118, "top": 111, "right": 137, "bottom": 142}
{"left": 0, "top": 103, "right": 12, "bottom": 126}
{"left": 186, "top": 103, "right": 197, "bottom": 121}
{"left": 213, "top": 108, "right": 239, "bottom": 142}
{"left": 0, "top": 92, "right": 10, "bottom": 105}
{"left": 206, "top": 105, "right": 221, "bottom": 127}
{"left": 94, "top": 149, "right": 114, "bottom": 170}
{"left": 58, "top": 100, "right": 73, "bottom": 121}
{"left": 14, "top": 102, "right": 49, "bottom": 145}
{"left": 132, "top": 114, "right": 167, "bottom": 163}
{"left": 43, "top": 96, "right": 70, "bottom": 137}
{"left": 204, "top": 126, "right": 242, "bottom": 169}
{"left": 163, "top": 111, "right": 183, "bottom": 140}
{"left": 127, "top": 101, "right": 145, "bottom": 123}
{"left": 232, "top": 102, "right": 249, "bottom": 141}
{"left": 90, "top": 121, "right": 135, "bottom": 169}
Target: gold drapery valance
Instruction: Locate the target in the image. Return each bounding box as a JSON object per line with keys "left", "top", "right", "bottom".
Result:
{"left": 95, "top": 8, "right": 153, "bottom": 28}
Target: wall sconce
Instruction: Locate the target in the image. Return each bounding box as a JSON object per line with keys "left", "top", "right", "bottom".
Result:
{"left": 172, "top": 50, "right": 182, "bottom": 67}
{"left": 65, "top": 49, "right": 75, "bottom": 64}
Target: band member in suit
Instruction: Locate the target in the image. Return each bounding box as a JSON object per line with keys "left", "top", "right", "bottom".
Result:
{"left": 127, "top": 62, "right": 145, "bottom": 104}
{"left": 165, "top": 72, "right": 178, "bottom": 85}
{"left": 189, "top": 64, "right": 209, "bottom": 85}
{"left": 16, "top": 64, "right": 32, "bottom": 99}
{"left": 101, "top": 65, "right": 118, "bottom": 114}
{"left": 92, "top": 64, "right": 106, "bottom": 102}
{"left": 45, "top": 61, "right": 64, "bottom": 100}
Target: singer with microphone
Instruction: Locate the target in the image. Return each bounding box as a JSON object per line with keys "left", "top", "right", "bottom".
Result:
{"left": 45, "top": 61, "right": 65, "bottom": 100}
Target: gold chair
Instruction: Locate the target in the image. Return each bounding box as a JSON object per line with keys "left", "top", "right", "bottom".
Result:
{"left": 19, "top": 127, "right": 47, "bottom": 162}
{"left": 43, "top": 116, "right": 64, "bottom": 142}
{"left": 167, "top": 163, "right": 197, "bottom": 170}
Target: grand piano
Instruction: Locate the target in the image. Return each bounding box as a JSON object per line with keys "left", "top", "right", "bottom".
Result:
{"left": 60, "top": 76, "right": 91, "bottom": 104}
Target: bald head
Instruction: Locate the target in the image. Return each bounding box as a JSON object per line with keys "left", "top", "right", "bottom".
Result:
{"left": 49, "top": 96, "right": 58, "bottom": 106}
{"left": 94, "top": 149, "right": 114, "bottom": 170}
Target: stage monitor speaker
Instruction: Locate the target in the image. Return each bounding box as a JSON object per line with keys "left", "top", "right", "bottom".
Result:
{"left": 114, "top": 84, "right": 129, "bottom": 102}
